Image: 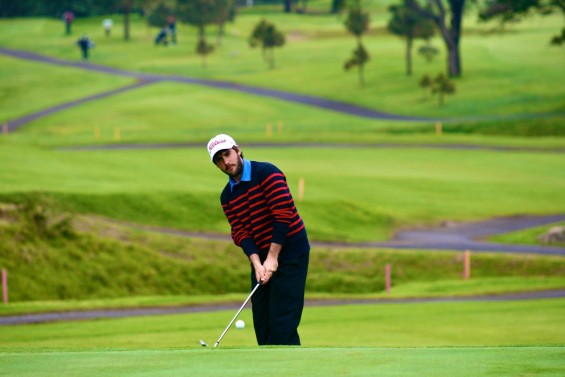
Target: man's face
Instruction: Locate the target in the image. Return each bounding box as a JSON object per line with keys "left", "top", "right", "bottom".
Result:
{"left": 213, "top": 147, "right": 243, "bottom": 180}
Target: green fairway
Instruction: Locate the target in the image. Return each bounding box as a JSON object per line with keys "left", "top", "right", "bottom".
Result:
{"left": 1, "top": 346, "right": 564, "bottom": 377}
{"left": 1, "top": 299, "right": 564, "bottom": 376}
{"left": 1, "top": 143, "right": 564, "bottom": 242}
{"left": 1, "top": 10, "right": 564, "bottom": 123}
{"left": 0, "top": 55, "right": 134, "bottom": 122}
{"left": 1, "top": 299, "right": 564, "bottom": 348}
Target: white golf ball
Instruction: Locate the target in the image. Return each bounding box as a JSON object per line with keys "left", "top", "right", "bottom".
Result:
{"left": 235, "top": 320, "right": 245, "bottom": 329}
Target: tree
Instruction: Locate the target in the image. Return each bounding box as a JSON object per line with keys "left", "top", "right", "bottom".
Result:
{"left": 419, "top": 74, "right": 433, "bottom": 97}
{"left": 431, "top": 73, "right": 456, "bottom": 105}
{"left": 418, "top": 43, "right": 439, "bottom": 62}
{"left": 344, "top": 2, "right": 371, "bottom": 86}
{"left": 176, "top": 0, "right": 229, "bottom": 65}
{"left": 146, "top": 2, "right": 173, "bottom": 28}
{"left": 249, "top": 19, "right": 286, "bottom": 69}
{"left": 344, "top": 43, "right": 370, "bottom": 86}
{"left": 216, "top": 0, "right": 236, "bottom": 46}
{"left": 197, "top": 39, "right": 215, "bottom": 67}
{"left": 408, "top": 0, "right": 467, "bottom": 78}
{"left": 283, "top": 0, "right": 294, "bottom": 13}
{"left": 123, "top": 0, "right": 133, "bottom": 40}
{"left": 331, "top": 0, "right": 347, "bottom": 14}
{"left": 479, "top": 0, "right": 565, "bottom": 45}
{"left": 388, "top": 0, "right": 436, "bottom": 76}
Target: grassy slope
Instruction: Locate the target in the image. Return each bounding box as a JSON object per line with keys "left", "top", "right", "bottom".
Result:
{"left": 1, "top": 144, "right": 564, "bottom": 242}
{"left": 1, "top": 209, "right": 564, "bottom": 303}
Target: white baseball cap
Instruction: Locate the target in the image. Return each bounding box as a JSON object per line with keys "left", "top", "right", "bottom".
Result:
{"left": 207, "top": 134, "right": 237, "bottom": 162}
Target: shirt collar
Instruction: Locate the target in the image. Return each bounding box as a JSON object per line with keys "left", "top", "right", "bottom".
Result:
{"left": 229, "top": 158, "right": 251, "bottom": 191}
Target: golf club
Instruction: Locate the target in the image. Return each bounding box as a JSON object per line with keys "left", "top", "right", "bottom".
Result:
{"left": 200, "top": 280, "right": 262, "bottom": 348}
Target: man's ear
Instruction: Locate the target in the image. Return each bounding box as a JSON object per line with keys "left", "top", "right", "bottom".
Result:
{"left": 234, "top": 146, "right": 242, "bottom": 156}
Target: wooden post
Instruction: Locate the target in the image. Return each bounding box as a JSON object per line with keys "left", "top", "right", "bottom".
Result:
{"left": 266, "top": 123, "right": 273, "bottom": 137}
{"left": 277, "top": 121, "right": 283, "bottom": 134}
{"left": 2, "top": 269, "right": 7, "bottom": 304}
{"left": 94, "top": 127, "right": 100, "bottom": 139}
{"left": 297, "top": 177, "right": 304, "bottom": 202}
{"left": 435, "top": 122, "right": 442, "bottom": 136}
{"left": 463, "top": 250, "right": 471, "bottom": 280}
{"left": 385, "top": 264, "right": 392, "bottom": 294}
{"left": 2, "top": 122, "right": 8, "bottom": 134}
{"left": 114, "top": 127, "right": 121, "bottom": 141}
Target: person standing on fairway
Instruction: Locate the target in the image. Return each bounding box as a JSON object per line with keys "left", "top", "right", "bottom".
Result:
{"left": 207, "top": 134, "right": 310, "bottom": 346}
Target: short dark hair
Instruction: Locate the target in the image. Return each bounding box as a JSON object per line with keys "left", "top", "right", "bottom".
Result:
{"left": 212, "top": 146, "right": 243, "bottom": 165}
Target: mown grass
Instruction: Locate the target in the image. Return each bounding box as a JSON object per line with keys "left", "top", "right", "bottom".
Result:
{"left": 1, "top": 346, "right": 563, "bottom": 377}
{"left": 1, "top": 144, "right": 564, "bottom": 243}
{"left": 0, "top": 9, "right": 563, "bottom": 125}
{"left": 490, "top": 222, "right": 565, "bottom": 247}
{"left": 0, "top": 55, "right": 134, "bottom": 122}
{"left": 0, "top": 4, "right": 564, "bottom": 319}
{"left": 1, "top": 299, "right": 564, "bottom": 348}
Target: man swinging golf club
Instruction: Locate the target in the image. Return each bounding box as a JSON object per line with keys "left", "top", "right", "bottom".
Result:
{"left": 207, "top": 134, "right": 310, "bottom": 346}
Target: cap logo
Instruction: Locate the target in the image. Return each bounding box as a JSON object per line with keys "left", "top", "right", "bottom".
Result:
{"left": 208, "top": 139, "right": 227, "bottom": 152}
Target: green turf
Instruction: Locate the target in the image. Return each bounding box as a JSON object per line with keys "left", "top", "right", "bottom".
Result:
{"left": 0, "top": 55, "right": 134, "bottom": 123}
{"left": 1, "top": 299, "right": 564, "bottom": 348}
{"left": 0, "top": 346, "right": 564, "bottom": 377}
{"left": 490, "top": 222, "right": 565, "bottom": 247}
{"left": 1, "top": 144, "right": 564, "bottom": 242}
{"left": 0, "top": 10, "right": 563, "bottom": 122}
{"left": 1, "top": 296, "right": 564, "bottom": 376}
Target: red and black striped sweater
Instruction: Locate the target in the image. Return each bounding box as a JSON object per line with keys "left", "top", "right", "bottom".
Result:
{"left": 220, "top": 160, "right": 310, "bottom": 261}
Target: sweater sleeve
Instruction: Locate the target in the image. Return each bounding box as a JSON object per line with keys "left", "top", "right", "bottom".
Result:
{"left": 221, "top": 198, "right": 260, "bottom": 257}
{"left": 259, "top": 165, "right": 295, "bottom": 246}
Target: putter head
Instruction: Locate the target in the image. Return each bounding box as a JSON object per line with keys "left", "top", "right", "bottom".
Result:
{"left": 200, "top": 339, "right": 209, "bottom": 347}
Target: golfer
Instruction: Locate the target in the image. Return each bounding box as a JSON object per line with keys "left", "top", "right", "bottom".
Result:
{"left": 207, "top": 134, "right": 310, "bottom": 346}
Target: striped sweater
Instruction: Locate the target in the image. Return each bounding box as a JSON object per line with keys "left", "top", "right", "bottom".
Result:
{"left": 220, "top": 160, "right": 309, "bottom": 261}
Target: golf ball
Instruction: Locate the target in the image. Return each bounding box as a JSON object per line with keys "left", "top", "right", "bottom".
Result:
{"left": 235, "top": 320, "right": 245, "bottom": 329}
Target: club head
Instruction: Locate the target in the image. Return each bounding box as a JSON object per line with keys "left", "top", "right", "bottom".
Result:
{"left": 200, "top": 339, "right": 209, "bottom": 347}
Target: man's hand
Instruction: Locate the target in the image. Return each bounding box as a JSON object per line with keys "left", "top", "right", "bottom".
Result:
{"left": 261, "top": 243, "right": 281, "bottom": 284}
{"left": 250, "top": 243, "right": 282, "bottom": 284}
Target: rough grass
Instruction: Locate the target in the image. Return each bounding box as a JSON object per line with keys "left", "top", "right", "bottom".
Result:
{"left": 0, "top": 203, "right": 563, "bottom": 303}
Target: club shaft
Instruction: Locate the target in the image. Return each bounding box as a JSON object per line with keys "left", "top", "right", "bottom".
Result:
{"left": 214, "top": 281, "right": 261, "bottom": 347}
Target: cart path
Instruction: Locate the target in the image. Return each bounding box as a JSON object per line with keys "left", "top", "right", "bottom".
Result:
{"left": 106, "top": 213, "right": 565, "bottom": 255}
{"left": 0, "top": 46, "right": 429, "bottom": 133}
{"left": 2, "top": 46, "right": 564, "bottom": 132}
{"left": 1, "top": 289, "right": 563, "bottom": 325}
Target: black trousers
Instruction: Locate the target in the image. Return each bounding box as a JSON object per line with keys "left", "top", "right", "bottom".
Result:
{"left": 250, "top": 253, "right": 309, "bottom": 346}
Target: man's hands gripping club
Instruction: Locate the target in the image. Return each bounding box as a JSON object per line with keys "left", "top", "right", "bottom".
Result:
{"left": 250, "top": 243, "right": 281, "bottom": 284}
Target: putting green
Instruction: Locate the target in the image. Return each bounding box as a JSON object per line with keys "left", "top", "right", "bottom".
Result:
{"left": 1, "top": 347, "right": 563, "bottom": 377}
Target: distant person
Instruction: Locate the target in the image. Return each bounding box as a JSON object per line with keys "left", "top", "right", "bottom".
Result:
{"left": 76, "top": 35, "right": 94, "bottom": 60}
{"left": 154, "top": 27, "right": 168, "bottom": 46}
{"left": 63, "top": 11, "right": 74, "bottom": 35}
{"left": 207, "top": 134, "right": 310, "bottom": 346}
{"left": 103, "top": 19, "right": 113, "bottom": 37}
{"left": 167, "top": 15, "right": 177, "bottom": 45}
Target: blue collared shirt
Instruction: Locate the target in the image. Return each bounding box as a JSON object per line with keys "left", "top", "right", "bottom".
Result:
{"left": 228, "top": 158, "right": 251, "bottom": 191}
